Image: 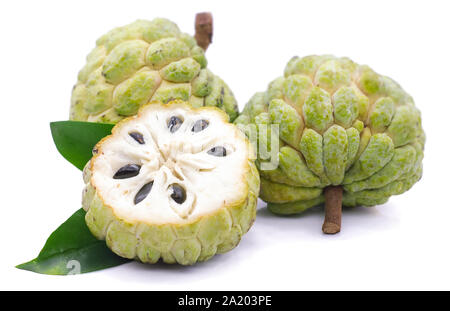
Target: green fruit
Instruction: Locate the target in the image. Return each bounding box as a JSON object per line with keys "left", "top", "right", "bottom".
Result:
{"left": 235, "top": 55, "right": 424, "bottom": 233}
{"left": 82, "top": 101, "right": 259, "bottom": 265}
{"left": 70, "top": 18, "right": 238, "bottom": 123}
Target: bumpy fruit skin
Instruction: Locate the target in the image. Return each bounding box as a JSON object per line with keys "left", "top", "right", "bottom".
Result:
{"left": 82, "top": 101, "right": 259, "bottom": 265}
{"left": 235, "top": 55, "right": 424, "bottom": 214}
{"left": 70, "top": 18, "right": 238, "bottom": 123}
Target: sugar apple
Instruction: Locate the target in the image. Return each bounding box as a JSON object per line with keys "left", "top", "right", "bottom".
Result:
{"left": 235, "top": 55, "right": 424, "bottom": 234}
{"left": 70, "top": 16, "right": 238, "bottom": 123}
{"left": 82, "top": 100, "right": 259, "bottom": 265}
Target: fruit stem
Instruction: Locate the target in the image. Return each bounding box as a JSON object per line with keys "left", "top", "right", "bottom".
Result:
{"left": 322, "top": 186, "right": 343, "bottom": 234}
{"left": 195, "top": 12, "right": 213, "bottom": 50}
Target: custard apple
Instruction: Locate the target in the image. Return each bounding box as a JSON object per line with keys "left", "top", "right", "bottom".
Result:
{"left": 82, "top": 100, "right": 259, "bottom": 265}
{"left": 235, "top": 55, "right": 424, "bottom": 234}
{"left": 70, "top": 17, "right": 238, "bottom": 123}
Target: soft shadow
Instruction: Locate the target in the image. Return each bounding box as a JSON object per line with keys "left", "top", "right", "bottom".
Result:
{"left": 255, "top": 200, "right": 401, "bottom": 239}
{"left": 104, "top": 200, "right": 401, "bottom": 282}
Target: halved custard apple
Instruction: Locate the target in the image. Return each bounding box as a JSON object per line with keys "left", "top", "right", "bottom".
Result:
{"left": 82, "top": 100, "right": 259, "bottom": 265}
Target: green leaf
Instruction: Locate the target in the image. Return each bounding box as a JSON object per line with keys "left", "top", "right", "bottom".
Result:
{"left": 50, "top": 121, "right": 114, "bottom": 170}
{"left": 16, "top": 209, "right": 130, "bottom": 275}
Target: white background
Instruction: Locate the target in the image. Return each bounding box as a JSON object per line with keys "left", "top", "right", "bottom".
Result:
{"left": 1, "top": 0, "right": 449, "bottom": 290}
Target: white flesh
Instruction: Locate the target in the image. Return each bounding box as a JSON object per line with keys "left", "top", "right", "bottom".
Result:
{"left": 91, "top": 104, "right": 250, "bottom": 225}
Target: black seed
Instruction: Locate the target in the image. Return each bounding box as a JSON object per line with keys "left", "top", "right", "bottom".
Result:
{"left": 134, "top": 181, "right": 154, "bottom": 205}
{"left": 168, "top": 116, "right": 183, "bottom": 133}
{"left": 207, "top": 146, "right": 227, "bottom": 157}
{"left": 170, "top": 184, "right": 186, "bottom": 204}
{"left": 192, "top": 119, "right": 209, "bottom": 132}
{"left": 113, "top": 164, "right": 141, "bottom": 179}
{"left": 129, "top": 132, "right": 145, "bottom": 144}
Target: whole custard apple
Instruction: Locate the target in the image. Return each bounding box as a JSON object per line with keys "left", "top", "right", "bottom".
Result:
{"left": 70, "top": 16, "right": 238, "bottom": 124}
{"left": 82, "top": 101, "right": 259, "bottom": 265}
{"left": 235, "top": 55, "right": 425, "bottom": 234}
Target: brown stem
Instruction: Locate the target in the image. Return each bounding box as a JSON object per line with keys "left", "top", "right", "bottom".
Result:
{"left": 195, "top": 12, "right": 213, "bottom": 50}
{"left": 322, "top": 186, "right": 343, "bottom": 234}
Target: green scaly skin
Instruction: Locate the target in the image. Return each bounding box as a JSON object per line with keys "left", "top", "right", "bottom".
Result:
{"left": 235, "top": 55, "right": 425, "bottom": 215}
{"left": 82, "top": 162, "right": 259, "bottom": 265}
{"left": 70, "top": 18, "right": 238, "bottom": 123}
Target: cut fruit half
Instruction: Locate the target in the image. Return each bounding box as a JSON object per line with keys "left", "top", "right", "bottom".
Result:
{"left": 82, "top": 100, "right": 259, "bottom": 265}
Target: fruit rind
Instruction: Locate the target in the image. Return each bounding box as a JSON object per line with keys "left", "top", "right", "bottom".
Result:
{"left": 70, "top": 18, "right": 238, "bottom": 123}
{"left": 236, "top": 55, "right": 424, "bottom": 214}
